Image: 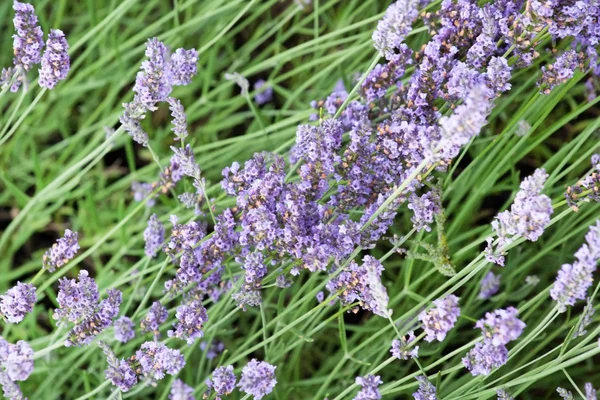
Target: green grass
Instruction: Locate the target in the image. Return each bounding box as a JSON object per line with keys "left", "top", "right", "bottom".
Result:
{"left": 1, "top": 0, "right": 600, "bottom": 399}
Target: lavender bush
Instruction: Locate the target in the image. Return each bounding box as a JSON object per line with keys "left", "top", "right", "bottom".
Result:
{"left": 0, "top": 0, "right": 600, "bottom": 398}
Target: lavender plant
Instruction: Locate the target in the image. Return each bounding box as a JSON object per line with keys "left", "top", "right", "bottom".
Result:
{"left": 0, "top": 0, "right": 600, "bottom": 399}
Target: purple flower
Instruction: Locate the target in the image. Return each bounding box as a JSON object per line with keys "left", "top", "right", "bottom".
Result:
{"left": 478, "top": 272, "right": 500, "bottom": 300}
{"left": 39, "top": 29, "right": 70, "bottom": 90}
{"left": 413, "top": 375, "right": 437, "bottom": 400}
{"left": 354, "top": 375, "right": 382, "bottom": 400}
{"left": 390, "top": 331, "right": 419, "bottom": 360}
{"left": 254, "top": 79, "right": 273, "bottom": 105}
{"left": 316, "top": 291, "right": 325, "bottom": 303}
{"left": 144, "top": 214, "right": 165, "bottom": 258}
{"left": 132, "top": 181, "right": 155, "bottom": 206}
{"left": 372, "top": 0, "right": 421, "bottom": 61}
{"left": 167, "top": 97, "right": 188, "bottom": 141}
{"left": 133, "top": 38, "right": 172, "bottom": 111}
{"left": 100, "top": 342, "right": 138, "bottom": 392}
{"left": 114, "top": 316, "right": 135, "bottom": 343}
{"left": 326, "top": 255, "right": 391, "bottom": 318}
{"left": 0, "top": 338, "right": 34, "bottom": 381}
{"left": 140, "top": 301, "right": 168, "bottom": 337}
{"left": 539, "top": 50, "right": 582, "bottom": 94}
{"left": 0, "top": 371, "right": 24, "bottom": 400}
{"left": 408, "top": 191, "right": 441, "bottom": 232}
{"left": 120, "top": 102, "right": 149, "bottom": 146}
{"left": 170, "top": 48, "right": 198, "bottom": 86}
{"left": 240, "top": 251, "right": 267, "bottom": 285}
{"left": 557, "top": 387, "right": 574, "bottom": 400}
{"left": 65, "top": 288, "right": 122, "bottom": 347}
{"left": 136, "top": 341, "right": 185, "bottom": 380}
{"left": 208, "top": 365, "right": 237, "bottom": 397}
{"left": 585, "top": 383, "right": 597, "bottom": 400}
{"left": 475, "top": 307, "right": 526, "bottom": 346}
{"left": 169, "top": 379, "right": 195, "bottom": 400}
{"left": 168, "top": 299, "right": 208, "bottom": 344}
{"left": 42, "top": 229, "right": 80, "bottom": 272}
{"left": 12, "top": 1, "right": 44, "bottom": 90}
{"left": 551, "top": 220, "right": 600, "bottom": 312}
{"left": 496, "top": 388, "right": 514, "bottom": 400}
{"left": 486, "top": 169, "right": 553, "bottom": 266}
{"left": 237, "top": 359, "right": 277, "bottom": 400}
{"left": 463, "top": 341, "right": 508, "bottom": 376}
{"left": 419, "top": 295, "right": 460, "bottom": 342}
{"left": 54, "top": 269, "right": 99, "bottom": 323}
{"left": 486, "top": 57, "right": 512, "bottom": 94}
{"left": 0, "top": 282, "right": 36, "bottom": 324}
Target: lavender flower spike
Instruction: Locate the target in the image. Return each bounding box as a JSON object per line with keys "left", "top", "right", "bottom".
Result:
{"left": 12, "top": 1, "right": 44, "bottom": 73}
{"left": 551, "top": 220, "right": 600, "bottom": 312}
{"left": 169, "top": 379, "right": 195, "bottom": 400}
{"left": 170, "top": 48, "right": 198, "bottom": 87}
{"left": 475, "top": 307, "right": 526, "bottom": 346}
{"left": 413, "top": 375, "right": 437, "bottom": 400}
{"left": 42, "top": 229, "right": 80, "bottom": 272}
{"left": 0, "top": 282, "right": 36, "bottom": 324}
{"left": 208, "top": 365, "right": 237, "bottom": 398}
{"left": 254, "top": 79, "right": 273, "bottom": 105}
{"left": 167, "top": 97, "right": 188, "bottom": 141}
{"left": 0, "top": 338, "right": 34, "bottom": 382}
{"left": 372, "top": 0, "right": 420, "bottom": 61}
{"left": 140, "top": 301, "right": 168, "bottom": 337}
{"left": 391, "top": 331, "right": 419, "bottom": 360}
{"left": 144, "top": 214, "right": 165, "bottom": 258}
{"left": 39, "top": 29, "right": 70, "bottom": 90}
{"left": 354, "top": 375, "right": 382, "bottom": 400}
{"left": 238, "top": 359, "right": 277, "bottom": 400}
{"left": 133, "top": 38, "right": 172, "bottom": 111}
{"left": 168, "top": 299, "right": 208, "bottom": 344}
{"left": 478, "top": 272, "right": 500, "bottom": 300}
{"left": 136, "top": 341, "right": 185, "bottom": 380}
{"left": 419, "top": 295, "right": 460, "bottom": 342}
{"left": 114, "top": 316, "right": 135, "bottom": 344}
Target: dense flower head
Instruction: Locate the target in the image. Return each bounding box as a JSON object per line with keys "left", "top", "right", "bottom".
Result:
{"left": 408, "top": 190, "right": 441, "bottom": 232}
{"left": 0, "top": 338, "right": 34, "bottom": 382}
{"left": 42, "top": 229, "right": 80, "bottom": 272}
{"left": 169, "top": 379, "right": 195, "bottom": 400}
{"left": 167, "top": 97, "right": 188, "bottom": 141}
{"left": 237, "top": 359, "right": 277, "bottom": 400}
{"left": 136, "top": 341, "right": 185, "bottom": 380}
{"left": 168, "top": 298, "right": 208, "bottom": 344}
{"left": 551, "top": 220, "right": 600, "bottom": 312}
{"left": 208, "top": 365, "right": 237, "bottom": 397}
{"left": 239, "top": 251, "right": 267, "bottom": 285}
{"left": 12, "top": 1, "right": 44, "bottom": 75}
{"left": 486, "top": 169, "right": 553, "bottom": 265}
{"left": 463, "top": 340, "right": 508, "bottom": 376}
{"left": 133, "top": 38, "right": 172, "bottom": 111}
{"left": 586, "top": 383, "right": 597, "bottom": 400}
{"left": 478, "top": 271, "right": 500, "bottom": 300}
{"left": 170, "top": 48, "right": 198, "bottom": 86}
{"left": 54, "top": 269, "right": 99, "bottom": 323}
{"left": 65, "top": 288, "right": 122, "bottom": 347}
{"left": 39, "top": 29, "right": 70, "bottom": 89}
{"left": 326, "top": 255, "right": 391, "bottom": 318}
{"left": 372, "top": 0, "right": 421, "bottom": 61}
{"left": 475, "top": 307, "right": 526, "bottom": 346}
{"left": 486, "top": 57, "right": 512, "bottom": 94}
{"left": 114, "top": 316, "right": 135, "bottom": 343}
{"left": 144, "top": 214, "right": 165, "bottom": 257}
{"left": 538, "top": 50, "right": 582, "bottom": 94}
{"left": 419, "top": 295, "right": 460, "bottom": 342}
{"left": 0, "top": 282, "right": 36, "bottom": 324}
{"left": 413, "top": 375, "right": 437, "bottom": 400}
{"left": 354, "top": 375, "right": 382, "bottom": 400}
{"left": 141, "top": 301, "right": 168, "bottom": 336}
{"left": 0, "top": 371, "right": 24, "bottom": 400}
{"left": 254, "top": 79, "right": 273, "bottom": 105}
{"left": 391, "top": 331, "right": 419, "bottom": 360}
{"left": 100, "top": 342, "right": 138, "bottom": 392}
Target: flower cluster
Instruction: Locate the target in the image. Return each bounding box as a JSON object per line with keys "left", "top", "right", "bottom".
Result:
{"left": 136, "top": 341, "right": 186, "bottom": 380}
{"left": 0, "top": 282, "right": 36, "bottom": 324}
{"left": 419, "top": 295, "right": 460, "bottom": 342}
{"left": 478, "top": 272, "right": 501, "bottom": 300}
{"left": 168, "top": 298, "right": 208, "bottom": 344}
{"left": 237, "top": 359, "right": 277, "bottom": 400}
{"left": 485, "top": 169, "right": 553, "bottom": 266}
{"left": 140, "top": 301, "right": 168, "bottom": 338}
{"left": 354, "top": 375, "right": 382, "bottom": 400}
{"left": 254, "top": 79, "right": 273, "bottom": 105}
{"left": 144, "top": 214, "right": 165, "bottom": 257}
{"left": 113, "top": 316, "right": 135, "bottom": 343}
{"left": 207, "top": 365, "right": 237, "bottom": 399}
{"left": 391, "top": 331, "right": 419, "bottom": 360}
{"left": 413, "top": 375, "right": 436, "bottom": 400}
{"left": 65, "top": 289, "right": 122, "bottom": 347}
{"left": 42, "top": 229, "right": 80, "bottom": 272}
{"left": 463, "top": 307, "right": 525, "bottom": 376}
{"left": 169, "top": 379, "right": 195, "bottom": 400}
{"left": 39, "top": 29, "right": 70, "bottom": 90}
{"left": 551, "top": 220, "right": 600, "bottom": 312}
{"left": 99, "top": 342, "right": 138, "bottom": 392}
{"left": 0, "top": 337, "right": 34, "bottom": 399}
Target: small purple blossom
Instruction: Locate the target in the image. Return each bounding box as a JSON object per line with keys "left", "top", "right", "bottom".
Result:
{"left": 100, "top": 342, "right": 138, "bottom": 392}
{"left": 170, "top": 48, "right": 198, "bottom": 87}
{"left": 463, "top": 341, "right": 508, "bottom": 376}
{"left": 208, "top": 365, "right": 237, "bottom": 398}
{"left": 372, "top": 0, "right": 421, "bottom": 61}
{"left": 354, "top": 375, "right": 382, "bottom": 400}
{"left": 0, "top": 371, "right": 24, "bottom": 400}
{"left": 39, "top": 29, "right": 70, "bottom": 90}
{"left": 0, "top": 338, "right": 34, "bottom": 382}
{"left": 144, "top": 214, "right": 165, "bottom": 258}
{"left": 486, "top": 57, "right": 512, "bottom": 94}
{"left": 132, "top": 181, "right": 155, "bottom": 206}
{"left": 475, "top": 307, "right": 526, "bottom": 346}
{"left": 0, "top": 282, "right": 36, "bottom": 324}
{"left": 42, "top": 229, "right": 80, "bottom": 272}
{"left": 114, "top": 316, "right": 135, "bottom": 343}
{"left": 167, "top": 97, "right": 188, "bottom": 141}
{"left": 133, "top": 38, "right": 172, "bottom": 111}
{"left": 419, "top": 295, "right": 460, "bottom": 342}
{"left": 254, "top": 79, "right": 273, "bottom": 105}
{"left": 168, "top": 299, "right": 208, "bottom": 344}
{"left": 12, "top": 1, "right": 44, "bottom": 90}
{"left": 408, "top": 191, "right": 441, "bottom": 232}
{"left": 136, "top": 341, "right": 185, "bottom": 380}
{"left": 237, "top": 359, "right": 277, "bottom": 400}
{"left": 551, "top": 220, "right": 600, "bottom": 312}
{"left": 478, "top": 272, "right": 501, "bottom": 300}
{"left": 391, "top": 331, "right": 419, "bottom": 360}
{"left": 413, "top": 375, "right": 437, "bottom": 400}
{"left": 585, "top": 383, "right": 597, "bottom": 400}
{"left": 141, "top": 301, "right": 168, "bottom": 337}
{"left": 169, "top": 379, "right": 195, "bottom": 400}
{"left": 54, "top": 269, "right": 99, "bottom": 323}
